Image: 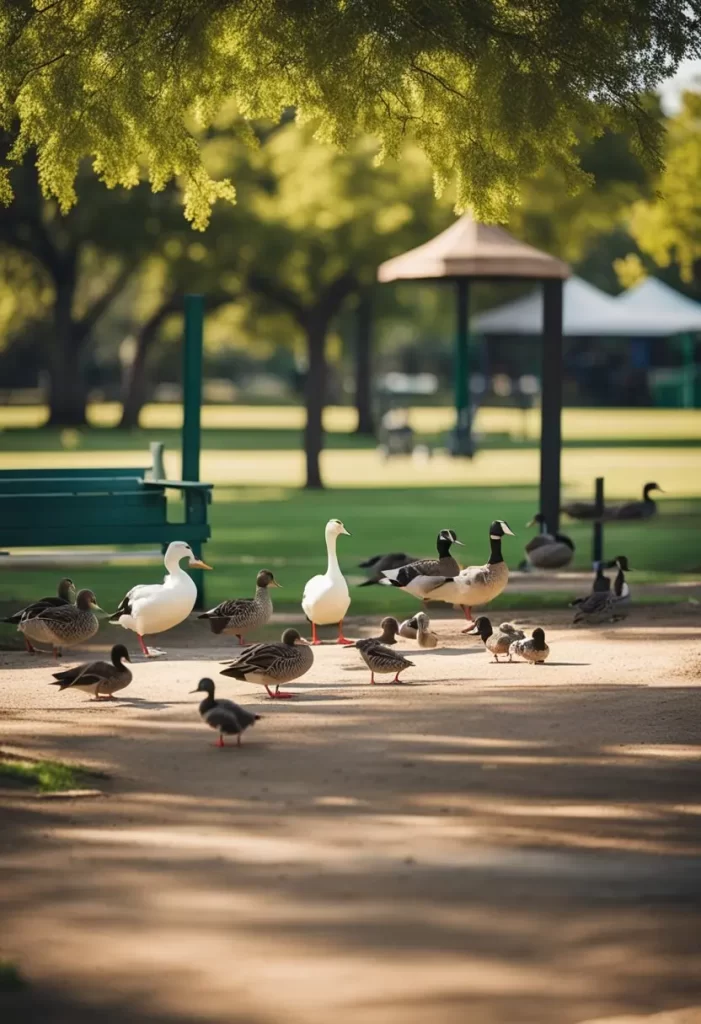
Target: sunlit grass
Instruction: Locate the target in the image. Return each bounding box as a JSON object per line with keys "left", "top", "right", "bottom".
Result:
{"left": 1, "top": 402, "right": 700, "bottom": 439}
{"left": 0, "top": 757, "right": 88, "bottom": 793}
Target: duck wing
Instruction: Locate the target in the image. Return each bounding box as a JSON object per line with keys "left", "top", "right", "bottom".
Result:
{"left": 52, "top": 660, "right": 113, "bottom": 688}
{"left": 2, "top": 595, "right": 70, "bottom": 625}
{"left": 221, "top": 641, "right": 301, "bottom": 679}
{"left": 456, "top": 563, "right": 491, "bottom": 587}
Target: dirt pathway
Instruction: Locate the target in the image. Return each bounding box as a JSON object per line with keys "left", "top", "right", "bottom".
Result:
{"left": 1, "top": 609, "right": 700, "bottom": 1024}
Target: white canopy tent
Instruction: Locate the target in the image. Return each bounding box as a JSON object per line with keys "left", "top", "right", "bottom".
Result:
{"left": 614, "top": 277, "right": 701, "bottom": 332}
{"left": 473, "top": 276, "right": 695, "bottom": 337}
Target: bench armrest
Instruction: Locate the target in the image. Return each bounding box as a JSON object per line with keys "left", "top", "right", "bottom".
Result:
{"left": 141, "top": 480, "right": 213, "bottom": 492}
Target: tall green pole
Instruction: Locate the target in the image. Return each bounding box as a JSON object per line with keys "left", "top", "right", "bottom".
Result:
{"left": 451, "top": 277, "right": 473, "bottom": 455}
{"left": 182, "top": 294, "right": 203, "bottom": 483}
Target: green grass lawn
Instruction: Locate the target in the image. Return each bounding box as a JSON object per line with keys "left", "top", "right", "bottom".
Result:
{"left": 1, "top": 487, "right": 699, "bottom": 633}
{"left": 0, "top": 755, "right": 94, "bottom": 793}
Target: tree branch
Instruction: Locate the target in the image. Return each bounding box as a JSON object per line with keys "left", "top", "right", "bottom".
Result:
{"left": 74, "top": 264, "right": 133, "bottom": 343}
{"left": 247, "top": 270, "right": 307, "bottom": 321}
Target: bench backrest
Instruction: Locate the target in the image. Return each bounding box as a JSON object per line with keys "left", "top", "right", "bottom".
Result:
{"left": 0, "top": 468, "right": 148, "bottom": 495}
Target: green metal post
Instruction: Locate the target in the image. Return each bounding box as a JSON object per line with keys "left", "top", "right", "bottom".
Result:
{"left": 681, "top": 333, "right": 695, "bottom": 409}
{"left": 182, "top": 294, "right": 205, "bottom": 606}
{"left": 449, "top": 277, "right": 473, "bottom": 455}
{"left": 182, "top": 294, "right": 204, "bottom": 483}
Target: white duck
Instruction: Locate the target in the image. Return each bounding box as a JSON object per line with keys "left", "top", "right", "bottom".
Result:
{"left": 109, "top": 541, "right": 212, "bottom": 657}
{"left": 301, "top": 519, "right": 352, "bottom": 645}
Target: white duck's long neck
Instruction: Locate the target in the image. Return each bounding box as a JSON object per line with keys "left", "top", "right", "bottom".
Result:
{"left": 325, "top": 531, "right": 343, "bottom": 580}
{"left": 164, "top": 551, "right": 187, "bottom": 576}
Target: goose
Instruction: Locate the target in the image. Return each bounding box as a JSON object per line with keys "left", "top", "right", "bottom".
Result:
{"left": 190, "top": 678, "right": 261, "bottom": 747}
{"left": 608, "top": 554, "right": 632, "bottom": 618}
{"left": 607, "top": 483, "right": 663, "bottom": 521}
{"left": 408, "top": 611, "right": 438, "bottom": 648}
{"left": 51, "top": 644, "right": 132, "bottom": 699}
{"left": 19, "top": 589, "right": 102, "bottom": 658}
{"left": 522, "top": 514, "right": 575, "bottom": 570}
{"left": 509, "top": 627, "right": 550, "bottom": 664}
{"left": 302, "top": 519, "right": 352, "bottom": 644}
{"left": 109, "top": 541, "right": 212, "bottom": 657}
{"left": 386, "top": 520, "right": 514, "bottom": 630}
{"left": 398, "top": 615, "right": 420, "bottom": 639}
{"left": 2, "top": 577, "right": 76, "bottom": 653}
{"left": 353, "top": 637, "right": 414, "bottom": 685}
{"left": 220, "top": 628, "right": 313, "bottom": 699}
{"left": 379, "top": 529, "right": 463, "bottom": 598}
{"left": 357, "top": 552, "right": 418, "bottom": 586}
{"left": 198, "top": 569, "right": 280, "bottom": 644}
{"left": 468, "top": 617, "right": 525, "bottom": 662}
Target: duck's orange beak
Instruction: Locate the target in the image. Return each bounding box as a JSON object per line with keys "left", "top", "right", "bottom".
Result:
{"left": 190, "top": 559, "right": 213, "bottom": 570}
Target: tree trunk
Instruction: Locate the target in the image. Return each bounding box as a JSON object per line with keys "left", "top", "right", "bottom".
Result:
{"left": 46, "top": 272, "right": 88, "bottom": 427}
{"left": 303, "top": 317, "right": 327, "bottom": 489}
{"left": 354, "top": 291, "right": 375, "bottom": 436}
{"left": 119, "top": 301, "right": 177, "bottom": 428}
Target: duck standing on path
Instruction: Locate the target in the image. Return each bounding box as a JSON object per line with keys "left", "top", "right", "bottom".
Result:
{"left": 571, "top": 567, "right": 618, "bottom": 625}
{"left": 379, "top": 529, "right": 463, "bottom": 599}
{"left": 569, "top": 565, "right": 610, "bottom": 608}
{"left": 509, "top": 628, "right": 550, "bottom": 665}
{"left": 220, "top": 628, "right": 313, "bottom": 699}
{"left": 19, "top": 589, "right": 102, "bottom": 658}
{"left": 51, "top": 644, "right": 132, "bottom": 699}
{"left": 302, "top": 519, "right": 353, "bottom": 645}
{"left": 353, "top": 637, "right": 414, "bottom": 685}
{"left": 413, "top": 611, "right": 439, "bottom": 648}
{"left": 468, "top": 617, "right": 525, "bottom": 662}
{"left": 386, "top": 520, "right": 514, "bottom": 631}
{"left": 109, "top": 541, "right": 212, "bottom": 657}
{"left": 191, "top": 678, "right": 261, "bottom": 747}
{"left": 198, "top": 569, "right": 280, "bottom": 645}
{"left": 522, "top": 514, "right": 575, "bottom": 570}
{"left": 2, "top": 577, "right": 76, "bottom": 654}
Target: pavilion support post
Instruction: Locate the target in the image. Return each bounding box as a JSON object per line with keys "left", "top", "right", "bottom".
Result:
{"left": 182, "top": 293, "right": 205, "bottom": 607}
{"left": 354, "top": 290, "right": 375, "bottom": 436}
{"left": 449, "top": 277, "right": 474, "bottom": 456}
{"left": 540, "top": 279, "right": 564, "bottom": 533}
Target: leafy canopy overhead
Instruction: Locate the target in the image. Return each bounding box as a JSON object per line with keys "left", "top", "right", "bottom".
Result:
{"left": 1, "top": 0, "right": 698, "bottom": 228}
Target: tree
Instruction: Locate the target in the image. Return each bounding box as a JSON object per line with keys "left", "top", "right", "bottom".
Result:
{"left": 208, "top": 122, "right": 452, "bottom": 488}
{"left": 624, "top": 91, "right": 701, "bottom": 288}
{"left": 1, "top": 1, "right": 697, "bottom": 229}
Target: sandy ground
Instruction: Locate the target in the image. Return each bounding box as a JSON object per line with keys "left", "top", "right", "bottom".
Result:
{"left": 1, "top": 608, "right": 701, "bottom": 1024}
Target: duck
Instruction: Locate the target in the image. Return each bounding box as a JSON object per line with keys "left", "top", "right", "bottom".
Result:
{"left": 398, "top": 615, "right": 420, "bottom": 639}
{"left": 509, "top": 627, "right": 550, "bottom": 665}
{"left": 412, "top": 611, "right": 438, "bottom": 648}
{"left": 51, "top": 644, "right": 132, "bottom": 699}
{"left": 220, "top": 628, "right": 313, "bottom": 699}
{"left": 302, "top": 519, "right": 352, "bottom": 644}
{"left": 109, "top": 541, "right": 212, "bottom": 657}
{"left": 357, "top": 552, "right": 418, "bottom": 586}
{"left": 370, "top": 616, "right": 400, "bottom": 645}
{"left": 379, "top": 529, "right": 464, "bottom": 599}
{"left": 197, "top": 569, "right": 280, "bottom": 644}
{"left": 607, "top": 483, "right": 663, "bottom": 521}
{"left": 2, "top": 577, "right": 76, "bottom": 654}
{"left": 569, "top": 564, "right": 610, "bottom": 608}
{"left": 19, "top": 589, "right": 102, "bottom": 658}
{"left": 468, "top": 617, "right": 525, "bottom": 662}
{"left": 572, "top": 574, "right": 617, "bottom": 625}
{"left": 190, "top": 678, "right": 261, "bottom": 747}
{"left": 522, "top": 514, "right": 575, "bottom": 570}
{"left": 353, "top": 637, "right": 414, "bottom": 685}
{"left": 386, "top": 520, "right": 514, "bottom": 631}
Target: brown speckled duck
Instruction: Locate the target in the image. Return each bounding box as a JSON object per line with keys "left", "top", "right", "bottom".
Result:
{"left": 2, "top": 577, "right": 76, "bottom": 653}
{"left": 353, "top": 637, "right": 414, "bottom": 685}
{"left": 51, "top": 644, "right": 132, "bottom": 699}
{"left": 509, "top": 627, "right": 550, "bottom": 664}
{"left": 19, "top": 589, "right": 102, "bottom": 658}
{"left": 220, "top": 628, "right": 313, "bottom": 699}
{"left": 468, "top": 617, "right": 525, "bottom": 662}
{"left": 198, "top": 569, "right": 280, "bottom": 644}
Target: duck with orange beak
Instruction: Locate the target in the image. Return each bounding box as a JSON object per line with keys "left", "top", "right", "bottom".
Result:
{"left": 109, "top": 541, "right": 213, "bottom": 657}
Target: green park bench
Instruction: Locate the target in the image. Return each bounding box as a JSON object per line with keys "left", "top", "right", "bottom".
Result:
{"left": 0, "top": 295, "right": 212, "bottom": 605}
{"left": 0, "top": 465, "right": 213, "bottom": 606}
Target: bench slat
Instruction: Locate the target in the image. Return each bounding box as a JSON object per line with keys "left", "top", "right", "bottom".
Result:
{"left": 0, "top": 477, "right": 147, "bottom": 495}
{"left": 1, "top": 524, "right": 210, "bottom": 546}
